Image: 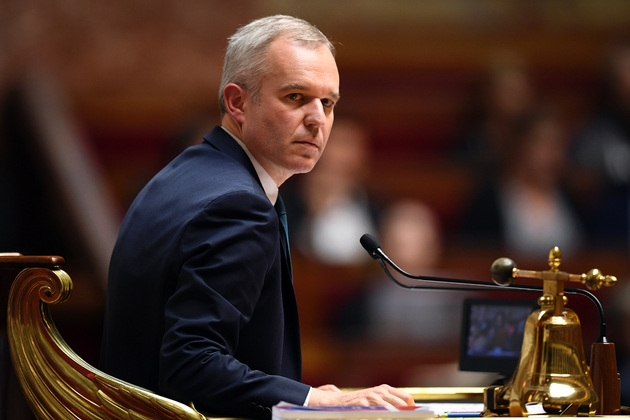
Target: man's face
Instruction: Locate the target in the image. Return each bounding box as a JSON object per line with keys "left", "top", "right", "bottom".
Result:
{"left": 240, "top": 37, "right": 340, "bottom": 185}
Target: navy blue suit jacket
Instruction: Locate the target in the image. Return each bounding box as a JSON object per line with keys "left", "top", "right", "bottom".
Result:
{"left": 100, "top": 127, "right": 310, "bottom": 419}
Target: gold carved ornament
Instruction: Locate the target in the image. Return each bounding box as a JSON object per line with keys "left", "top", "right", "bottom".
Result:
{"left": 6, "top": 265, "right": 218, "bottom": 420}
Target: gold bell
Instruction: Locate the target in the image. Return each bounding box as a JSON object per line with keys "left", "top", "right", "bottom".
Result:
{"left": 485, "top": 246, "right": 617, "bottom": 416}
{"left": 504, "top": 293, "right": 598, "bottom": 416}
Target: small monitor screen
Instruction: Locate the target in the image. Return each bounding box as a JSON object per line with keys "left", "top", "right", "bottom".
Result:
{"left": 459, "top": 298, "right": 538, "bottom": 379}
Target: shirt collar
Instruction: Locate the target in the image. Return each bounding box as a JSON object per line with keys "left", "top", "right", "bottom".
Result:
{"left": 221, "top": 126, "right": 278, "bottom": 205}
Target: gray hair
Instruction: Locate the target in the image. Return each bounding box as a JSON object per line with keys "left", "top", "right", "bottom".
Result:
{"left": 218, "top": 15, "right": 335, "bottom": 116}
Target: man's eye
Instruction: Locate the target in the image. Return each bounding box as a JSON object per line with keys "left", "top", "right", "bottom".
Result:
{"left": 321, "top": 98, "right": 335, "bottom": 108}
{"left": 287, "top": 93, "right": 302, "bottom": 101}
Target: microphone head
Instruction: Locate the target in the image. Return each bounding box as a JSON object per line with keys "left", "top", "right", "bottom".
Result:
{"left": 360, "top": 234, "right": 381, "bottom": 260}
{"left": 491, "top": 257, "right": 517, "bottom": 286}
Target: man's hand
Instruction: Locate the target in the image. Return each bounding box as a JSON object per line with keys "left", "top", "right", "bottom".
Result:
{"left": 308, "top": 384, "right": 415, "bottom": 407}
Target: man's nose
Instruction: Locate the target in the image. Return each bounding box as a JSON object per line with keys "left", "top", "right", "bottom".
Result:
{"left": 304, "top": 99, "right": 326, "bottom": 128}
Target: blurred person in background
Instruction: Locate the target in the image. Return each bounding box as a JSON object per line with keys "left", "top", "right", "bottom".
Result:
{"left": 284, "top": 118, "right": 380, "bottom": 266}
{"left": 573, "top": 44, "right": 630, "bottom": 251}
{"left": 363, "top": 200, "right": 454, "bottom": 343}
{"left": 332, "top": 199, "right": 479, "bottom": 386}
{"left": 332, "top": 199, "right": 453, "bottom": 343}
{"left": 455, "top": 59, "right": 536, "bottom": 179}
{"left": 458, "top": 106, "right": 586, "bottom": 258}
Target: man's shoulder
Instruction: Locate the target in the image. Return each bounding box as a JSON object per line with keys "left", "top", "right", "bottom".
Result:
{"left": 121, "top": 130, "right": 268, "bottom": 226}
{"left": 158, "top": 142, "right": 257, "bottom": 192}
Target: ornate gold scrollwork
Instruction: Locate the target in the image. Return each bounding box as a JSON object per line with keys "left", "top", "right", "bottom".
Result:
{"left": 7, "top": 266, "right": 213, "bottom": 419}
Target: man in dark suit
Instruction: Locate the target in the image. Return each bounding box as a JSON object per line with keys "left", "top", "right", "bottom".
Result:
{"left": 99, "top": 14, "right": 414, "bottom": 419}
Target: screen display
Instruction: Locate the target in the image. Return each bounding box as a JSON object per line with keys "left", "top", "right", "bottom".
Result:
{"left": 459, "top": 298, "right": 538, "bottom": 378}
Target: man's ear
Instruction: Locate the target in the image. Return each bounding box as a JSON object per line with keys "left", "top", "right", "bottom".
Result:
{"left": 223, "top": 84, "right": 247, "bottom": 124}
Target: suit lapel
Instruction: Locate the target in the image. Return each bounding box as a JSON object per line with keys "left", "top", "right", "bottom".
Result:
{"left": 203, "top": 127, "right": 294, "bottom": 279}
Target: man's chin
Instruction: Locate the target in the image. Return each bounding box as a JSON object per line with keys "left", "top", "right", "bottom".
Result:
{"left": 290, "top": 159, "right": 319, "bottom": 174}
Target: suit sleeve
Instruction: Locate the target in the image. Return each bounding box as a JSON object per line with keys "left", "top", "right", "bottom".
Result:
{"left": 158, "top": 190, "right": 310, "bottom": 418}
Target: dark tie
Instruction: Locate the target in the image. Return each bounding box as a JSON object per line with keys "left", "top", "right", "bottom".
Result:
{"left": 275, "top": 196, "right": 292, "bottom": 275}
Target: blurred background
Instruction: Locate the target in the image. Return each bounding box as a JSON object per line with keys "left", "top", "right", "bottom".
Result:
{"left": 2, "top": 0, "right": 630, "bottom": 403}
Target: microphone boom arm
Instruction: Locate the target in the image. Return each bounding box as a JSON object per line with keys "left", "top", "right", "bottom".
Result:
{"left": 363, "top": 234, "right": 611, "bottom": 343}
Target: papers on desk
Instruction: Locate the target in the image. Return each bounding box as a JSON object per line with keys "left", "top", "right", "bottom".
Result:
{"left": 420, "top": 402, "right": 484, "bottom": 417}
{"left": 272, "top": 402, "right": 484, "bottom": 419}
{"left": 272, "top": 402, "right": 434, "bottom": 419}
